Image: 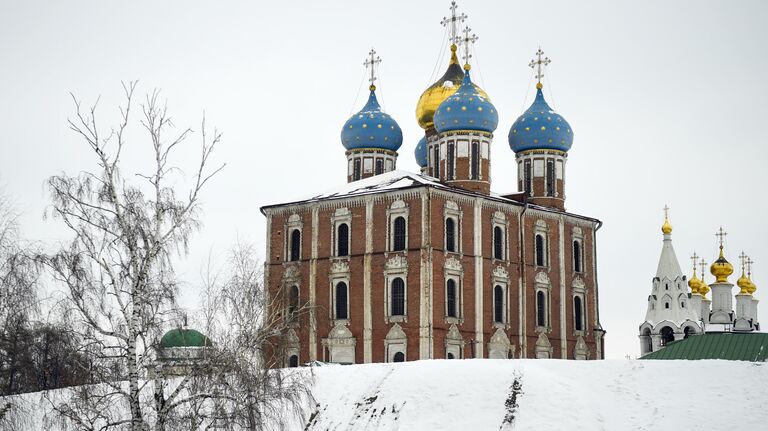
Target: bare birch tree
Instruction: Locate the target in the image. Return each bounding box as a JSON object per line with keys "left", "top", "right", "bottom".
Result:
{"left": 150, "top": 242, "right": 313, "bottom": 430}
{"left": 45, "top": 81, "right": 223, "bottom": 430}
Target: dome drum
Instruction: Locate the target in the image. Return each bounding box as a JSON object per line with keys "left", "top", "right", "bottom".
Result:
{"left": 515, "top": 151, "right": 567, "bottom": 210}
{"left": 346, "top": 149, "right": 398, "bottom": 182}
{"left": 432, "top": 132, "right": 493, "bottom": 195}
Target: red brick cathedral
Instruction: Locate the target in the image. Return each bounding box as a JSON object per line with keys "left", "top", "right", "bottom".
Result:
{"left": 261, "top": 5, "right": 605, "bottom": 366}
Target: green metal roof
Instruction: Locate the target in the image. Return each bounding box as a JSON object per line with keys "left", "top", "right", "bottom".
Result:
{"left": 160, "top": 328, "right": 213, "bottom": 348}
{"left": 640, "top": 332, "right": 768, "bottom": 362}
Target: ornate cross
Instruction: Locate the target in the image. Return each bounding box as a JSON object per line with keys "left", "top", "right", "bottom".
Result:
{"left": 363, "top": 48, "right": 382, "bottom": 90}
{"left": 441, "top": 1, "right": 467, "bottom": 45}
{"left": 700, "top": 259, "right": 708, "bottom": 281}
{"left": 459, "top": 26, "right": 478, "bottom": 67}
{"left": 690, "top": 252, "right": 699, "bottom": 272}
{"left": 715, "top": 226, "right": 728, "bottom": 248}
{"left": 663, "top": 205, "right": 670, "bottom": 220}
{"left": 739, "top": 251, "right": 748, "bottom": 271}
{"left": 529, "top": 47, "right": 551, "bottom": 85}
{"left": 746, "top": 256, "right": 754, "bottom": 277}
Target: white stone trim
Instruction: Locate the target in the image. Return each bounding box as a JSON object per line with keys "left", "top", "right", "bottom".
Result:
{"left": 384, "top": 255, "right": 408, "bottom": 323}
{"left": 330, "top": 207, "right": 352, "bottom": 257}
{"left": 386, "top": 200, "right": 409, "bottom": 252}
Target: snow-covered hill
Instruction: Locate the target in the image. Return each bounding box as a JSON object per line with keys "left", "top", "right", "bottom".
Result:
{"left": 295, "top": 359, "right": 767, "bottom": 431}
{"left": 6, "top": 359, "right": 767, "bottom": 430}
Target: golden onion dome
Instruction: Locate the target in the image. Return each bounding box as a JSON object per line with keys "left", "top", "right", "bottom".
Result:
{"left": 699, "top": 280, "right": 710, "bottom": 296}
{"left": 661, "top": 216, "right": 672, "bottom": 235}
{"left": 747, "top": 279, "right": 757, "bottom": 295}
{"left": 710, "top": 247, "right": 734, "bottom": 283}
{"left": 416, "top": 44, "right": 489, "bottom": 131}
{"left": 687, "top": 273, "right": 702, "bottom": 294}
{"left": 737, "top": 270, "right": 751, "bottom": 294}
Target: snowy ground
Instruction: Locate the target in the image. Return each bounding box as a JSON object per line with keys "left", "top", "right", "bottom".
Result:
{"left": 6, "top": 359, "right": 767, "bottom": 430}
{"left": 293, "top": 359, "right": 768, "bottom": 431}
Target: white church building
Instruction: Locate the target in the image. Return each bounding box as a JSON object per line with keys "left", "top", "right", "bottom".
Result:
{"left": 639, "top": 211, "right": 760, "bottom": 356}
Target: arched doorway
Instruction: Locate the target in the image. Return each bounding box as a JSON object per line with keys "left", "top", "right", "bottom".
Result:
{"left": 393, "top": 352, "right": 405, "bottom": 363}
{"left": 683, "top": 326, "right": 695, "bottom": 339}
{"left": 641, "top": 328, "right": 652, "bottom": 354}
{"left": 289, "top": 355, "right": 299, "bottom": 368}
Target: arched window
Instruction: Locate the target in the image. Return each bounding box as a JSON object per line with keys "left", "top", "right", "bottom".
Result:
{"left": 391, "top": 278, "right": 405, "bottom": 316}
{"left": 353, "top": 159, "right": 361, "bottom": 181}
{"left": 290, "top": 229, "right": 301, "bottom": 261}
{"left": 536, "top": 291, "right": 546, "bottom": 327}
{"left": 546, "top": 159, "right": 555, "bottom": 197}
{"left": 664, "top": 302, "right": 670, "bottom": 309}
{"left": 335, "top": 282, "right": 348, "bottom": 319}
{"left": 375, "top": 158, "right": 384, "bottom": 175}
{"left": 470, "top": 141, "right": 480, "bottom": 180}
{"left": 494, "top": 226, "right": 504, "bottom": 260}
{"left": 494, "top": 285, "right": 504, "bottom": 324}
{"left": 337, "top": 223, "right": 349, "bottom": 257}
{"left": 535, "top": 234, "right": 545, "bottom": 266}
{"left": 660, "top": 326, "right": 675, "bottom": 346}
{"left": 433, "top": 146, "right": 440, "bottom": 178}
{"left": 393, "top": 352, "right": 405, "bottom": 363}
{"left": 393, "top": 216, "right": 406, "bottom": 251}
{"left": 574, "top": 296, "right": 583, "bottom": 331}
{"left": 446, "top": 279, "right": 457, "bottom": 318}
{"left": 684, "top": 326, "right": 695, "bottom": 339}
{"left": 445, "top": 218, "right": 456, "bottom": 252}
{"left": 289, "top": 355, "right": 299, "bottom": 368}
{"left": 288, "top": 285, "right": 299, "bottom": 319}
{"left": 573, "top": 241, "right": 582, "bottom": 273}
{"left": 523, "top": 160, "right": 532, "bottom": 196}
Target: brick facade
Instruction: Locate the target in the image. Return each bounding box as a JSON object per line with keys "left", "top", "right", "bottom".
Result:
{"left": 262, "top": 179, "right": 604, "bottom": 365}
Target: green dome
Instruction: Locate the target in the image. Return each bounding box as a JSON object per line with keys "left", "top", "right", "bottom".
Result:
{"left": 160, "top": 328, "right": 213, "bottom": 348}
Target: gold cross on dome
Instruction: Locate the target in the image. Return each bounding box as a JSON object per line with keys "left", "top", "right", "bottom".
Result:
{"left": 441, "top": 1, "right": 467, "bottom": 45}
{"left": 691, "top": 252, "right": 699, "bottom": 272}
{"left": 746, "top": 256, "right": 754, "bottom": 277}
{"left": 663, "top": 205, "right": 670, "bottom": 220}
{"left": 739, "top": 251, "right": 748, "bottom": 271}
{"left": 459, "top": 26, "right": 478, "bottom": 67}
{"left": 529, "top": 47, "right": 551, "bottom": 86}
{"left": 715, "top": 226, "right": 728, "bottom": 248}
{"left": 363, "top": 48, "right": 382, "bottom": 90}
{"left": 700, "top": 259, "right": 708, "bottom": 280}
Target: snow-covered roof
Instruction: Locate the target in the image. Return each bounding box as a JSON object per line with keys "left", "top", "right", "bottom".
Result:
{"left": 260, "top": 170, "right": 600, "bottom": 225}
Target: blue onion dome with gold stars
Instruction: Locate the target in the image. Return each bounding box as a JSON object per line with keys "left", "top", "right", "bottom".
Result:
{"left": 433, "top": 68, "right": 498, "bottom": 133}
{"left": 508, "top": 84, "right": 573, "bottom": 153}
{"left": 341, "top": 86, "right": 403, "bottom": 152}
{"left": 415, "top": 136, "right": 428, "bottom": 167}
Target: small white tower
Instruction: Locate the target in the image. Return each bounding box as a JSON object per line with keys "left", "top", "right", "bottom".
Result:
{"left": 639, "top": 207, "right": 702, "bottom": 355}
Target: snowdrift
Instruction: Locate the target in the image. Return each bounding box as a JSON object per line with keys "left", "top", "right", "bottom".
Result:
{"left": 295, "top": 359, "right": 767, "bottom": 430}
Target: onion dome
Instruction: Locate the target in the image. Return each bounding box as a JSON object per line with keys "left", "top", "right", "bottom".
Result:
{"left": 415, "top": 136, "right": 428, "bottom": 168}
{"left": 433, "top": 68, "right": 498, "bottom": 133}
{"left": 341, "top": 86, "right": 403, "bottom": 152}
{"left": 160, "top": 328, "right": 213, "bottom": 348}
{"left": 710, "top": 247, "right": 734, "bottom": 283}
{"left": 747, "top": 278, "right": 757, "bottom": 295}
{"left": 699, "top": 275, "right": 710, "bottom": 297}
{"left": 508, "top": 84, "right": 573, "bottom": 153}
{"left": 688, "top": 271, "right": 702, "bottom": 294}
{"left": 661, "top": 216, "right": 672, "bottom": 235}
{"left": 737, "top": 269, "right": 751, "bottom": 294}
{"left": 415, "top": 45, "right": 489, "bottom": 131}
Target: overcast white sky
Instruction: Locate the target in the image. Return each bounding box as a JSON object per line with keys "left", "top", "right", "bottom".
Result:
{"left": 1, "top": 0, "right": 766, "bottom": 359}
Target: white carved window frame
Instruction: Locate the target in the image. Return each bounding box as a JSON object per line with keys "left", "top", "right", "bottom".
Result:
{"left": 572, "top": 287, "right": 587, "bottom": 336}
{"left": 572, "top": 226, "right": 585, "bottom": 274}
{"left": 384, "top": 258, "right": 408, "bottom": 323}
{"left": 534, "top": 220, "right": 550, "bottom": 268}
{"left": 284, "top": 213, "right": 303, "bottom": 262}
{"left": 492, "top": 268, "right": 510, "bottom": 329}
{"left": 535, "top": 275, "right": 552, "bottom": 333}
{"left": 331, "top": 207, "right": 352, "bottom": 258}
{"left": 492, "top": 211, "right": 509, "bottom": 262}
{"left": 329, "top": 263, "right": 351, "bottom": 326}
{"left": 444, "top": 262, "right": 464, "bottom": 325}
{"left": 386, "top": 200, "right": 409, "bottom": 253}
{"left": 281, "top": 267, "right": 301, "bottom": 329}
{"left": 443, "top": 200, "right": 462, "bottom": 255}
